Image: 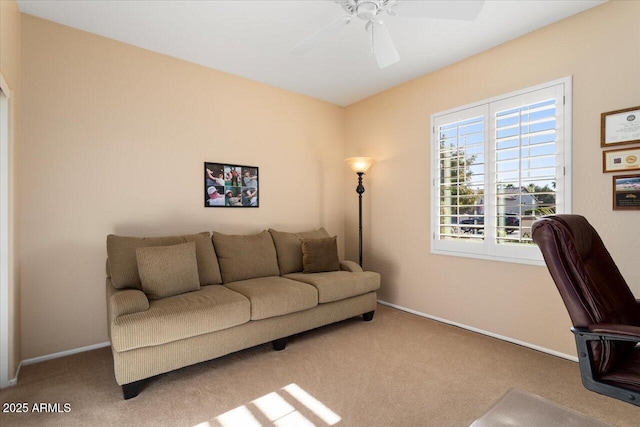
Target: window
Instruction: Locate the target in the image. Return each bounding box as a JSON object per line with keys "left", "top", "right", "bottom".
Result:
{"left": 431, "top": 77, "right": 572, "bottom": 264}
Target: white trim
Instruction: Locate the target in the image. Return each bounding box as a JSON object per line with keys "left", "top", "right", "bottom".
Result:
{"left": 21, "top": 341, "right": 111, "bottom": 367}
{"left": 378, "top": 300, "right": 578, "bottom": 362}
{"left": 0, "top": 73, "right": 12, "bottom": 388}
{"left": 8, "top": 361, "right": 20, "bottom": 386}
{"left": 4, "top": 342, "right": 111, "bottom": 386}
{"left": 6, "top": 301, "right": 579, "bottom": 382}
{"left": 0, "top": 73, "right": 10, "bottom": 97}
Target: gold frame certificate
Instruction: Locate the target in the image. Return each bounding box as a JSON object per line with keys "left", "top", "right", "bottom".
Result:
{"left": 603, "top": 147, "right": 640, "bottom": 173}
{"left": 601, "top": 106, "right": 640, "bottom": 147}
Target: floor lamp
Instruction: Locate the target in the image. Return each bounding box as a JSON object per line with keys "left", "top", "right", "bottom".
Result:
{"left": 345, "top": 157, "right": 374, "bottom": 267}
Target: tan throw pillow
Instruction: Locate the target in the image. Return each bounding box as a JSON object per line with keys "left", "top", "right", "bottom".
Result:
{"left": 269, "top": 228, "right": 330, "bottom": 274}
{"left": 212, "top": 230, "right": 280, "bottom": 283}
{"left": 136, "top": 242, "right": 201, "bottom": 300}
{"left": 107, "top": 232, "right": 222, "bottom": 289}
{"left": 301, "top": 236, "right": 340, "bottom": 274}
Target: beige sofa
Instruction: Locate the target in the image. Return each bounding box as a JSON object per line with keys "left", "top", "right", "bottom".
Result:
{"left": 105, "top": 228, "right": 380, "bottom": 399}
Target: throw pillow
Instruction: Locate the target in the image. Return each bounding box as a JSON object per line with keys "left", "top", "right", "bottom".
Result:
{"left": 136, "top": 242, "right": 201, "bottom": 300}
{"left": 301, "top": 236, "right": 340, "bottom": 274}
{"left": 107, "top": 232, "right": 222, "bottom": 289}
{"left": 269, "top": 228, "right": 330, "bottom": 274}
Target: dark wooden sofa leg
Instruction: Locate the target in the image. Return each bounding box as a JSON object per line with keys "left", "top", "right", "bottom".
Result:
{"left": 272, "top": 337, "right": 287, "bottom": 351}
{"left": 122, "top": 380, "right": 143, "bottom": 400}
{"left": 363, "top": 311, "right": 375, "bottom": 322}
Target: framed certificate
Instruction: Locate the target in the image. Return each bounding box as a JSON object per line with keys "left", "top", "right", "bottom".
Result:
{"left": 601, "top": 106, "right": 640, "bottom": 147}
{"left": 603, "top": 147, "right": 640, "bottom": 173}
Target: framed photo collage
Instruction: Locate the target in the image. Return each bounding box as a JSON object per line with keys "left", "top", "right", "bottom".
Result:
{"left": 204, "top": 162, "right": 259, "bottom": 208}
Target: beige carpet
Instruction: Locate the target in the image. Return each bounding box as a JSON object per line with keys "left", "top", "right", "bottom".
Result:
{"left": 1, "top": 305, "right": 638, "bottom": 426}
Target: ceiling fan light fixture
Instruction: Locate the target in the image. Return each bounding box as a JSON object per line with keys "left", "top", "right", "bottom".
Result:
{"left": 356, "top": 1, "right": 379, "bottom": 21}
{"left": 290, "top": 0, "right": 486, "bottom": 69}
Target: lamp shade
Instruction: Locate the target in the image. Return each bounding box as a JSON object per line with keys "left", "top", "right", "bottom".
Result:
{"left": 345, "top": 157, "right": 374, "bottom": 173}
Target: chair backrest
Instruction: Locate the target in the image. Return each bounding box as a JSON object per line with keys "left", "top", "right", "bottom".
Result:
{"left": 532, "top": 215, "right": 640, "bottom": 375}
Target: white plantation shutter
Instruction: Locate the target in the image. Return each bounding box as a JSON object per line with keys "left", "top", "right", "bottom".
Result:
{"left": 493, "top": 91, "right": 558, "bottom": 244}
{"left": 438, "top": 115, "right": 485, "bottom": 239}
{"left": 432, "top": 78, "right": 572, "bottom": 264}
{"left": 434, "top": 105, "right": 488, "bottom": 256}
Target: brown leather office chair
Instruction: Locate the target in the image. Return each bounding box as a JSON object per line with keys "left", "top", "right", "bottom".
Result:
{"left": 532, "top": 215, "right": 640, "bottom": 406}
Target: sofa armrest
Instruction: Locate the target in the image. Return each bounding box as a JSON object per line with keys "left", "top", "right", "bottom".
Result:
{"left": 109, "top": 288, "right": 149, "bottom": 319}
{"left": 340, "top": 260, "right": 363, "bottom": 273}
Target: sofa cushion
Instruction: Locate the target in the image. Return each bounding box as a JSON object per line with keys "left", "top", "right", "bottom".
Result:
{"left": 301, "top": 236, "right": 340, "bottom": 273}
{"left": 136, "top": 242, "right": 201, "bottom": 300}
{"left": 212, "top": 230, "right": 280, "bottom": 283}
{"left": 224, "top": 276, "right": 318, "bottom": 320}
{"left": 110, "top": 285, "right": 250, "bottom": 352}
{"left": 269, "top": 228, "right": 330, "bottom": 274}
{"left": 284, "top": 271, "right": 381, "bottom": 304}
{"left": 107, "top": 232, "right": 222, "bottom": 289}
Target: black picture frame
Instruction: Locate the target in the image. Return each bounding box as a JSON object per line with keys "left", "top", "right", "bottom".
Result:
{"left": 204, "top": 162, "right": 259, "bottom": 208}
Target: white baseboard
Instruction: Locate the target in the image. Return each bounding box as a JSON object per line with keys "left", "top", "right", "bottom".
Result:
{"left": 21, "top": 341, "right": 111, "bottom": 367}
{"left": 8, "top": 303, "right": 577, "bottom": 385}
{"left": 377, "top": 300, "right": 578, "bottom": 362}
{"left": 8, "top": 362, "right": 21, "bottom": 386}
{"left": 5, "top": 342, "right": 110, "bottom": 387}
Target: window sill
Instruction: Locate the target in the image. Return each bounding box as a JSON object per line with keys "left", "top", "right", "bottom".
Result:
{"left": 431, "top": 247, "right": 546, "bottom": 267}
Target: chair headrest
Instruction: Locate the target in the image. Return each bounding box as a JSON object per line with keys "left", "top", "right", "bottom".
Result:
{"left": 552, "top": 215, "right": 593, "bottom": 261}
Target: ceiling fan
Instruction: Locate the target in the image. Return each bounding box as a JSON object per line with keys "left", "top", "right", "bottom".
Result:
{"left": 289, "top": 0, "right": 486, "bottom": 69}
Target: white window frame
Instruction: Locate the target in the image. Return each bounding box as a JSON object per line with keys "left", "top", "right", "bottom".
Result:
{"left": 430, "top": 76, "right": 572, "bottom": 265}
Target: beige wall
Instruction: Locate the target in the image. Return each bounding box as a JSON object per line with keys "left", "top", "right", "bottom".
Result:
{"left": 345, "top": 0, "right": 640, "bottom": 357}
{"left": 19, "top": 15, "right": 346, "bottom": 359}
{"left": 15, "top": 1, "right": 640, "bottom": 362}
{"left": 0, "top": 0, "right": 21, "bottom": 381}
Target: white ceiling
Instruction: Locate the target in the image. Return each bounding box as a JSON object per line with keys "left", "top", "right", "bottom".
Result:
{"left": 17, "top": 0, "right": 606, "bottom": 106}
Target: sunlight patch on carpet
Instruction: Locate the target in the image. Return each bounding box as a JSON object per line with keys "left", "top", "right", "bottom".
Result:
{"left": 283, "top": 383, "right": 341, "bottom": 425}
{"left": 195, "top": 383, "right": 342, "bottom": 427}
{"left": 207, "top": 406, "right": 261, "bottom": 427}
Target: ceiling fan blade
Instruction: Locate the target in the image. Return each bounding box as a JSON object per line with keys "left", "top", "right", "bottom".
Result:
{"left": 288, "top": 16, "right": 352, "bottom": 56}
{"left": 369, "top": 22, "right": 399, "bottom": 69}
{"left": 392, "top": 0, "right": 485, "bottom": 21}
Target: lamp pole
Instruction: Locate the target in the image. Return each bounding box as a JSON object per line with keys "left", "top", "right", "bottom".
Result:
{"left": 345, "top": 157, "right": 373, "bottom": 269}
{"left": 356, "top": 172, "right": 365, "bottom": 267}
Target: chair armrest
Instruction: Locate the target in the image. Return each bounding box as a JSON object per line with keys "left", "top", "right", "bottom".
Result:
{"left": 588, "top": 323, "right": 640, "bottom": 340}
{"left": 572, "top": 326, "right": 640, "bottom": 344}
{"left": 110, "top": 289, "right": 149, "bottom": 319}
{"left": 340, "top": 260, "right": 363, "bottom": 272}
{"left": 571, "top": 326, "right": 640, "bottom": 406}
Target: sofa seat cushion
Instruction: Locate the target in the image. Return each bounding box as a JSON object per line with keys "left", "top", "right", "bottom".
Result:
{"left": 111, "top": 285, "right": 250, "bottom": 352}
{"left": 224, "top": 276, "right": 318, "bottom": 320}
{"left": 284, "top": 271, "right": 381, "bottom": 304}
